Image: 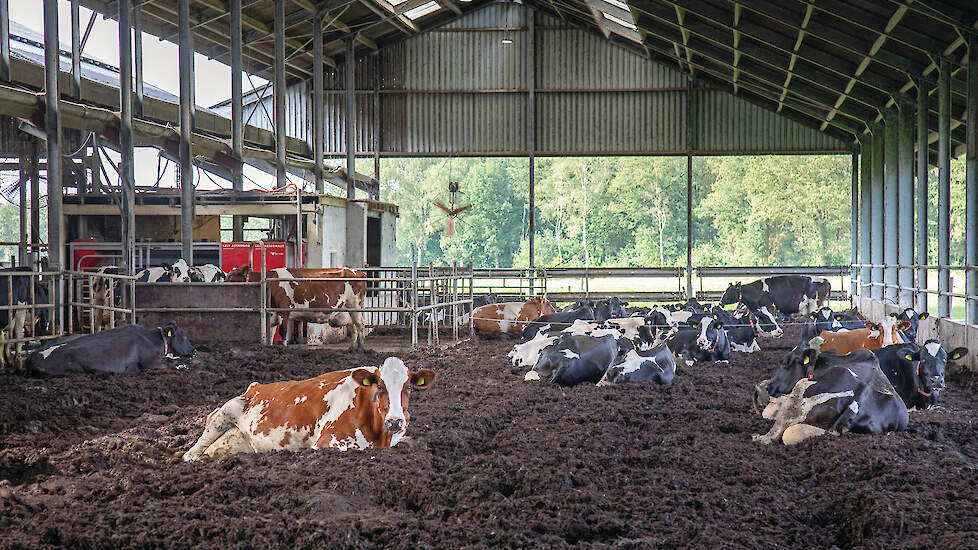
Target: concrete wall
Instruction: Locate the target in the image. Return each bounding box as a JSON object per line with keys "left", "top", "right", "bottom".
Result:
{"left": 380, "top": 211, "right": 397, "bottom": 266}
{"left": 857, "top": 296, "right": 978, "bottom": 372}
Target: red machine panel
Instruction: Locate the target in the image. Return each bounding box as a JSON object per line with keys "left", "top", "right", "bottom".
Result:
{"left": 221, "top": 242, "right": 304, "bottom": 273}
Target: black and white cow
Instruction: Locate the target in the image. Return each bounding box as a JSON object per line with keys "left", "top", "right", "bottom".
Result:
{"left": 27, "top": 322, "right": 195, "bottom": 376}
{"left": 136, "top": 264, "right": 174, "bottom": 282}
{"left": 799, "top": 307, "right": 857, "bottom": 342}
{"left": 524, "top": 333, "right": 622, "bottom": 386}
{"left": 192, "top": 264, "right": 226, "bottom": 282}
{"left": 832, "top": 311, "right": 867, "bottom": 330}
{"left": 561, "top": 298, "right": 626, "bottom": 322}
{"left": 596, "top": 344, "right": 677, "bottom": 387}
{"left": 893, "top": 308, "right": 929, "bottom": 343}
{"left": 91, "top": 265, "right": 124, "bottom": 332}
{"left": 521, "top": 303, "right": 595, "bottom": 341}
{"left": 720, "top": 275, "right": 831, "bottom": 316}
{"left": 752, "top": 339, "right": 908, "bottom": 446}
{"left": 666, "top": 315, "right": 730, "bottom": 365}
{"left": 170, "top": 259, "right": 202, "bottom": 282}
{"left": 731, "top": 304, "right": 783, "bottom": 338}
{"left": 508, "top": 330, "right": 559, "bottom": 368}
{"left": 689, "top": 307, "right": 759, "bottom": 353}
{"left": 0, "top": 268, "right": 50, "bottom": 370}
{"left": 872, "top": 340, "right": 968, "bottom": 410}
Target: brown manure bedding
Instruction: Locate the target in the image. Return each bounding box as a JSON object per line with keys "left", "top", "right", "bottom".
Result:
{"left": 2, "top": 325, "right": 978, "bottom": 549}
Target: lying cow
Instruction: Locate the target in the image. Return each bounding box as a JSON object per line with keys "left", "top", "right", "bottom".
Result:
{"left": 666, "top": 316, "right": 730, "bottom": 365}
{"left": 182, "top": 357, "right": 435, "bottom": 461}
{"left": 227, "top": 265, "right": 367, "bottom": 349}
{"left": 753, "top": 338, "right": 907, "bottom": 445}
{"left": 27, "top": 322, "right": 195, "bottom": 376}
{"left": 817, "top": 316, "right": 907, "bottom": 356}
{"left": 893, "top": 308, "right": 929, "bottom": 343}
{"left": 732, "top": 304, "right": 783, "bottom": 338}
{"left": 872, "top": 340, "right": 968, "bottom": 410}
{"left": 597, "top": 344, "right": 676, "bottom": 387}
{"left": 509, "top": 330, "right": 559, "bottom": 368}
{"left": 473, "top": 296, "right": 555, "bottom": 335}
{"left": 521, "top": 303, "right": 594, "bottom": 341}
{"left": 799, "top": 307, "right": 853, "bottom": 342}
{"left": 689, "top": 307, "right": 759, "bottom": 353}
{"left": 524, "top": 333, "right": 621, "bottom": 386}
{"left": 560, "top": 298, "right": 626, "bottom": 321}
{"left": 720, "top": 275, "right": 831, "bottom": 317}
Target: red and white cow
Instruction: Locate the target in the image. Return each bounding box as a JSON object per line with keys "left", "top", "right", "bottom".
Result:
{"left": 227, "top": 265, "right": 367, "bottom": 349}
{"left": 182, "top": 357, "right": 436, "bottom": 461}
{"left": 472, "top": 296, "right": 556, "bottom": 334}
{"left": 817, "top": 315, "right": 908, "bottom": 356}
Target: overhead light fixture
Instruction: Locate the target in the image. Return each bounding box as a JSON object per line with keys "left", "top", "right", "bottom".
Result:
{"left": 501, "top": 37, "right": 513, "bottom": 44}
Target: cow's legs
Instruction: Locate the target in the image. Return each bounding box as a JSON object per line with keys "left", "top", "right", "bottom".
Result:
{"left": 347, "top": 296, "right": 366, "bottom": 350}
{"left": 781, "top": 423, "right": 828, "bottom": 446}
{"left": 203, "top": 427, "right": 255, "bottom": 458}
{"left": 183, "top": 396, "right": 248, "bottom": 462}
{"left": 11, "top": 309, "right": 25, "bottom": 369}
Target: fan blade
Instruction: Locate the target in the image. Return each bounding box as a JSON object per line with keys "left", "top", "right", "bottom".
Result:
{"left": 432, "top": 200, "right": 452, "bottom": 213}
{"left": 450, "top": 204, "right": 473, "bottom": 216}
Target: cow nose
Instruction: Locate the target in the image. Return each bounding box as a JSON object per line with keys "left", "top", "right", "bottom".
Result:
{"left": 931, "top": 376, "right": 945, "bottom": 388}
{"left": 384, "top": 417, "right": 405, "bottom": 433}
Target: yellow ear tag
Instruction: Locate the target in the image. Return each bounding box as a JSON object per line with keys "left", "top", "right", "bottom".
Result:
{"left": 167, "top": 330, "right": 172, "bottom": 337}
{"left": 802, "top": 355, "right": 810, "bottom": 365}
{"left": 362, "top": 379, "right": 372, "bottom": 386}
{"left": 905, "top": 354, "right": 914, "bottom": 361}
{"left": 416, "top": 377, "right": 424, "bottom": 386}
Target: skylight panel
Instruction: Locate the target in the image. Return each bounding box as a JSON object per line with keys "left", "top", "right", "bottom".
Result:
{"left": 603, "top": 12, "right": 637, "bottom": 30}
{"left": 404, "top": 1, "right": 441, "bottom": 19}
{"left": 604, "top": 0, "right": 629, "bottom": 10}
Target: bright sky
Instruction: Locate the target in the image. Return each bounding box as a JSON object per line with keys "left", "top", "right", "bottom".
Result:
{"left": 9, "top": 0, "right": 277, "bottom": 190}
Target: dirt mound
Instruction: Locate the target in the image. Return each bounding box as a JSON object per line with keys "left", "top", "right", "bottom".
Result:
{"left": 2, "top": 327, "right": 978, "bottom": 549}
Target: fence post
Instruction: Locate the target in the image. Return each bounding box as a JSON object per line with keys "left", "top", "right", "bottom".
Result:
{"left": 260, "top": 278, "right": 267, "bottom": 345}
{"left": 411, "top": 251, "right": 418, "bottom": 347}
{"left": 469, "top": 262, "right": 474, "bottom": 337}
{"left": 67, "top": 272, "right": 74, "bottom": 333}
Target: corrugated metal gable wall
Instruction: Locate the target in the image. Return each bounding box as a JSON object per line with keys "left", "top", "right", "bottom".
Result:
{"left": 232, "top": 3, "right": 849, "bottom": 157}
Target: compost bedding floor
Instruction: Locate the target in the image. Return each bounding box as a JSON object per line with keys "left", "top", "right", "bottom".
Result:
{"left": 3, "top": 326, "right": 978, "bottom": 549}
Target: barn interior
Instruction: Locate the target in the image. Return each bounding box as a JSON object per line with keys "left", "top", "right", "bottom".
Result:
{"left": 0, "top": 0, "right": 977, "bottom": 355}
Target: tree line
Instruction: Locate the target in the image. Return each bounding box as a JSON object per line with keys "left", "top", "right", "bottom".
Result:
{"left": 378, "top": 154, "right": 972, "bottom": 269}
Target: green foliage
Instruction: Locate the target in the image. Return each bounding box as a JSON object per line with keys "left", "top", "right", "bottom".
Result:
{"left": 378, "top": 154, "right": 859, "bottom": 268}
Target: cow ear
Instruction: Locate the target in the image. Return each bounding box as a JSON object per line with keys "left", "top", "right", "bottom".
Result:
{"left": 903, "top": 349, "right": 920, "bottom": 362}
{"left": 689, "top": 320, "right": 698, "bottom": 329}
{"left": 834, "top": 314, "right": 845, "bottom": 321}
{"left": 713, "top": 320, "right": 723, "bottom": 329}
{"left": 351, "top": 369, "right": 379, "bottom": 387}
{"left": 809, "top": 312, "right": 818, "bottom": 320}
{"left": 889, "top": 312, "right": 899, "bottom": 318}
{"left": 410, "top": 369, "right": 436, "bottom": 389}
{"left": 918, "top": 312, "right": 930, "bottom": 320}
{"left": 801, "top": 348, "right": 818, "bottom": 368}
{"left": 162, "top": 263, "right": 172, "bottom": 270}
{"left": 949, "top": 347, "right": 968, "bottom": 361}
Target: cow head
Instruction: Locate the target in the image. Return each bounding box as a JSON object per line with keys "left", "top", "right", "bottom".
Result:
{"left": 766, "top": 337, "right": 822, "bottom": 397}
{"left": 719, "top": 282, "right": 742, "bottom": 306}
{"left": 689, "top": 316, "right": 724, "bottom": 352}
{"left": 902, "top": 340, "right": 967, "bottom": 400}
{"left": 170, "top": 259, "right": 196, "bottom": 282}
{"left": 527, "top": 296, "right": 556, "bottom": 316}
{"left": 894, "top": 308, "right": 929, "bottom": 342}
{"left": 868, "top": 316, "right": 910, "bottom": 346}
{"left": 351, "top": 357, "right": 435, "bottom": 436}
{"left": 225, "top": 265, "right": 256, "bottom": 282}
{"left": 596, "top": 297, "right": 626, "bottom": 320}
{"left": 749, "top": 305, "right": 783, "bottom": 337}
{"left": 161, "top": 321, "right": 196, "bottom": 358}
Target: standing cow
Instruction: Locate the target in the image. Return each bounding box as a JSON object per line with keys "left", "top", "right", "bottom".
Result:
{"left": 720, "top": 276, "right": 831, "bottom": 317}
{"left": 227, "top": 265, "right": 367, "bottom": 349}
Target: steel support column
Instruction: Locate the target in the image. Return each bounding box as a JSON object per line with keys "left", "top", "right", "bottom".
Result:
{"left": 43, "top": 0, "right": 62, "bottom": 274}
{"left": 312, "top": 11, "right": 324, "bottom": 249}
{"left": 916, "top": 79, "right": 929, "bottom": 313}
{"left": 871, "top": 124, "right": 885, "bottom": 301}
{"left": 133, "top": 3, "right": 144, "bottom": 117}
{"left": 178, "top": 0, "right": 195, "bottom": 263}
{"left": 938, "top": 58, "right": 951, "bottom": 317}
{"left": 71, "top": 0, "right": 81, "bottom": 98}
{"left": 274, "top": 0, "right": 287, "bottom": 190}
{"left": 345, "top": 36, "right": 355, "bottom": 199}
{"left": 527, "top": 7, "right": 535, "bottom": 269}
{"left": 0, "top": 0, "right": 9, "bottom": 81}
{"left": 967, "top": 41, "right": 978, "bottom": 324}
{"left": 17, "top": 140, "right": 29, "bottom": 266}
{"left": 686, "top": 154, "right": 693, "bottom": 300}
{"left": 884, "top": 112, "right": 899, "bottom": 303}
{"left": 898, "top": 99, "right": 914, "bottom": 308}
{"left": 30, "top": 140, "right": 39, "bottom": 268}
{"left": 851, "top": 150, "right": 858, "bottom": 299}
{"left": 119, "top": 0, "right": 136, "bottom": 275}
{"left": 231, "top": 0, "right": 244, "bottom": 241}
{"left": 859, "top": 138, "right": 871, "bottom": 298}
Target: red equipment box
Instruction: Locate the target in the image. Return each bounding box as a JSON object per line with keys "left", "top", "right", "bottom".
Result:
{"left": 220, "top": 242, "right": 305, "bottom": 273}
